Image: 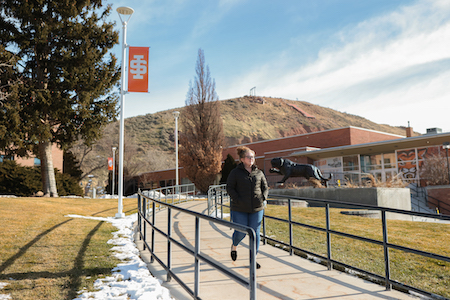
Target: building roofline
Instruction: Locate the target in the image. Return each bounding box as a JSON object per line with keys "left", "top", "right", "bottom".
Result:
{"left": 224, "top": 126, "right": 404, "bottom": 149}
{"left": 291, "top": 131, "right": 450, "bottom": 159}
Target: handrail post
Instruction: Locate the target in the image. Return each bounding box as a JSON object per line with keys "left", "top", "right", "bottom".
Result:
{"left": 143, "top": 196, "right": 147, "bottom": 250}
{"left": 220, "top": 188, "right": 224, "bottom": 219}
{"left": 288, "top": 199, "right": 293, "bottom": 256}
{"left": 381, "top": 210, "right": 391, "bottom": 290}
{"left": 167, "top": 206, "right": 172, "bottom": 281}
{"left": 151, "top": 201, "right": 155, "bottom": 263}
{"left": 262, "top": 215, "right": 266, "bottom": 245}
{"left": 249, "top": 228, "right": 257, "bottom": 300}
{"left": 194, "top": 216, "right": 200, "bottom": 298}
{"left": 138, "top": 193, "right": 142, "bottom": 241}
{"left": 214, "top": 189, "right": 218, "bottom": 218}
{"left": 167, "top": 207, "right": 172, "bottom": 282}
{"left": 325, "top": 204, "right": 332, "bottom": 270}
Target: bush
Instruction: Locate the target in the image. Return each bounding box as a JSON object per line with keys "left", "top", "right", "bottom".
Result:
{"left": 0, "top": 160, "right": 41, "bottom": 196}
{"left": 56, "top": 172, "right": 84, "bottom": 196}
{"left": 0, "top": 160, "right": 83, "bottom": 196}
{"left": 420, "top": 154, "right": 449, "bottom": 186}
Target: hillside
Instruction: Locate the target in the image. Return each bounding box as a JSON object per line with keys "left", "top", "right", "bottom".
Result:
{"left": 70, "top": 96, "right": 413, "bottom": 188}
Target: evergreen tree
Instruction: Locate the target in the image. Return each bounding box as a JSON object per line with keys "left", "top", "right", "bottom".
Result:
{"left": 179, "top": 49, "right": 224, "bottom": 194}
{"left": 63, "top": 150, "right": 83, "bottom": 181}
{"left": 220, "top": 154, "right": 237, "bottom": 184}
{"left": 0, "top": 160, "right": 83, "bottom": 196}
{"left": 0, "top": 0, "right": 120, "bottom": 196}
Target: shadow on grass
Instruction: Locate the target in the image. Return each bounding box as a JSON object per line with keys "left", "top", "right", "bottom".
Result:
{"left": 66, "top": 221, "right": 106, "bottom": 300}
{"left": 0, "top": 219, "right": 73, "bottom": 274}
{"left": 0, "top": 220, "right": 115, "bottom": 300}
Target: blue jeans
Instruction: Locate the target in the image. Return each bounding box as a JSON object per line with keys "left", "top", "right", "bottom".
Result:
{"left": 231, "top": 210, "right": 264, "bottom": 253}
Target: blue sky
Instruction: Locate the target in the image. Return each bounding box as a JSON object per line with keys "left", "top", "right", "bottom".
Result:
{"left": 107, "top": 0, "right": 450, "bottom": 134}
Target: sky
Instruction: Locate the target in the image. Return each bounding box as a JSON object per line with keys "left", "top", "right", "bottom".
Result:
{"left": 105, "top": 0, "right": 450, "bottom": 135}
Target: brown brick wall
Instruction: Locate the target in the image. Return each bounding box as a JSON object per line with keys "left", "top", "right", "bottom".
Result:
{"left": 426, "top": 186, "right": 450, "bottom": 215}
{"left": 223, "top": 127, "right": 401, "bottom": 162}
{"left": 12, "top": 144, "right": 63, "bottom": 171}
{"left": 349, "top": 127, "right": 403, "bottom": 145}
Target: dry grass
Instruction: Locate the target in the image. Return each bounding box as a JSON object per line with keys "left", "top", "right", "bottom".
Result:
{"left": 264, "top": 204, "right": 450, "bottom": 298}
{"left": 0, "top": 197, "right": 137, "bottom": 300}
{"left": 344, "top": 174, "right": 408, "bottom": 188}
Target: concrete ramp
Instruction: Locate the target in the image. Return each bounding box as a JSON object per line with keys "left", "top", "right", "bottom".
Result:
{"left": 136, "top": 201, "right": 417, "bottom": 300}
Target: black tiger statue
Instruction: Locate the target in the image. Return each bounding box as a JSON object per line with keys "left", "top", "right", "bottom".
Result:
{"left": 270, "top": 157, "right": 332, "bottom": 186}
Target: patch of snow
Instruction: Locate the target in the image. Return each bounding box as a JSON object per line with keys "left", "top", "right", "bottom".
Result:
{"left": 0, "top": 282, "right": 11, "bottom": 300}
{"left": 67, "top": 214, "right": 173, "bottom": 300}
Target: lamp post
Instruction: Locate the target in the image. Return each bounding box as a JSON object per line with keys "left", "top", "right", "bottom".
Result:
{"left": 443, "top": 142, "right": 450, "bottom": 184}
{"left": 112, "top": 146, "right": 117, "bottom": 197}
{"left": 116, "top": 6, "right": 134, "bottom": 218}
{"left": 173, "top": 111, "right": 180, "bottom": 193}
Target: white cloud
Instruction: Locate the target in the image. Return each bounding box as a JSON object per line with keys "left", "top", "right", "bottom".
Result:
{"left": 222, "top": 0, "right": 450, "bottom": 133}
{"left": 190, "top": 1, "right": 244, "bottom": 39}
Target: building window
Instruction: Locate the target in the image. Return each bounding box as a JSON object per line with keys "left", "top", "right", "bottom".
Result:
{"left": 361, "top": 154, "right": 383, "bottom": 172}
{"left": 383, "top": 153, "right": 395, "bottom": 169}
{"left": 343, "top": 155, "right": 359, "bottom": 171}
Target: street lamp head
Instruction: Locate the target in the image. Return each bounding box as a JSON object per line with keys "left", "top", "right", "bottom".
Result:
{"left": 117, "top": 6, "right": 134, "bottom": 15}
{"left": 173, "top": 111, "right": 180, "bottom": 119}
{"left": 443, "top": 142, "right": 450, "bottom": 149}
{"left": 117, "top": 6, "right": 134, "bottom": 23}
{"left": 112, "top": 147, "right": 117, "bottom": 151}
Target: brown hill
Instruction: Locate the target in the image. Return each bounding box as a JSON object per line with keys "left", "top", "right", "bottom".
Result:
{"left": 71, "top": 96, "right": 414, "bottom": 189}
{"left": 220, "top": 96, "right": 408, "bottom": 145}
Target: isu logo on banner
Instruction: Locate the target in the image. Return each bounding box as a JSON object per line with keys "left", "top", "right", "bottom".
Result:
{"left": 128, "top": 47, "right": 149, "bottom": 92}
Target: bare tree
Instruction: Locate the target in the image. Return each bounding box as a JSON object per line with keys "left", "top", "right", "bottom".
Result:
{"left": 420, "top": 153, "right": 449, "bottom": 185}
{"left": 179, "top": 49, "right": 224, "bottom": 194}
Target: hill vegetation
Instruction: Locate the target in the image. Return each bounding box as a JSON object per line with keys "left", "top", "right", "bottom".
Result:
{"left": 70, "top": 96, "right": 413, "bottom": 189}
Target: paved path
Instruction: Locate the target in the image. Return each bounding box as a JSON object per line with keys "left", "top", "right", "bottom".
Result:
{"left": 135, "top": 201, "right": 417, "bottom": 300}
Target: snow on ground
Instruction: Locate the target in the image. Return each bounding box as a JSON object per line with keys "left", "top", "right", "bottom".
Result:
{"left": 0, "top": 282, "right": 11, "bottom": 300}
{"left": 68, "top": 213, "right": 174, "bottom": 300}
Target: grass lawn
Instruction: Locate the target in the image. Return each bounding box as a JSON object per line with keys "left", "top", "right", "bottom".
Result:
{"left": 263, "top": 204, "right": 450, "bottom": 298}
{"left": 0, "top": 197, "right": 137, "bottom": 300}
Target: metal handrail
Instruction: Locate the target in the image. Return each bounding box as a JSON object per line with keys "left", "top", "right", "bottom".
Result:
{"left": 140, "top": 183, "right": 197, "bottom": 209}
{"left": 207, "top": 184, "right": 230, "bottom": 218}
{"left": 263, "top": 194, "right": 450, "bottom": 299}
{"left": 137, "top": 189, "right": 258, "bottom": 300}
{"left": 409, "top": 183, "right": 450, "bottom": 214}
{"left": 207, "top": 184, "right": 450, "bottom": 299}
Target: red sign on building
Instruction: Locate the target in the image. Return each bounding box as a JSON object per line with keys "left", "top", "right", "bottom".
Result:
{"left": 128, "top": 47, "right": 149, "bottom": 93}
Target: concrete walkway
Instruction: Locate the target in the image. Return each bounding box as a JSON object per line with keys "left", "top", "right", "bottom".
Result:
{"left": 135, "top": 201, "right": 417, "bottom": 300}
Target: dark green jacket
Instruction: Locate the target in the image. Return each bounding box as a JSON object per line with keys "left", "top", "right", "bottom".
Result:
{"left": 226, "top": 162, "right": 268, "bottom": 213}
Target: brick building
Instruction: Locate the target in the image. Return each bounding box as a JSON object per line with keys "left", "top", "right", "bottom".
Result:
{"left": 136, "top": 126, "right": 450, "bottom": 189}
{"left": 1, "top": 144, "right": 63, "bottom": 171}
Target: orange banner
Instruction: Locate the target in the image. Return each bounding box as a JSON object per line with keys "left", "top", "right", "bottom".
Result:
{"left": 128, "top": 47, "right": 149, "bottom": 92}
{"left": 108, "top": 157, "right": 113, "bottom": 171}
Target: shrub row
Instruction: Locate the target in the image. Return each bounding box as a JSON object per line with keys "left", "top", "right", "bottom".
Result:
{"left": 0, "top": 160, "right": 83, "bottom": 196}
